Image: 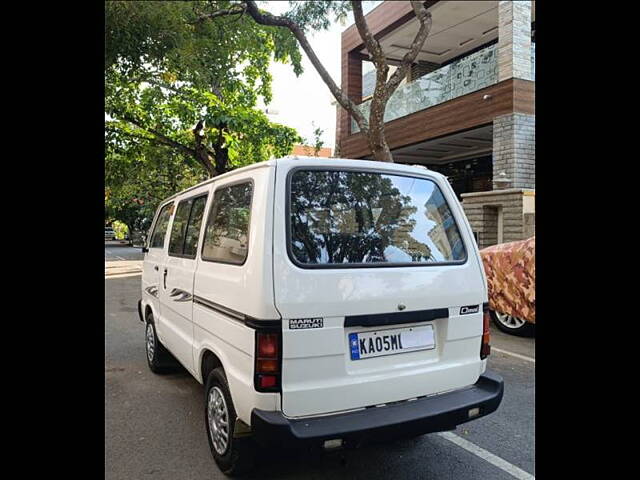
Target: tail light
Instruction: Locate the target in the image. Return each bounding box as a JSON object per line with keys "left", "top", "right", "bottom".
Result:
{"left": 480, "top": 303, "right": 491, "bottom": 359}
{"left": 254, "top": 330, "right": 281, "bottom": 392}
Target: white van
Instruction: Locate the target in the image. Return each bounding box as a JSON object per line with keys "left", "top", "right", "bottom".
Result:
{"left": 138, "top": 156, "right": 503, "bottom": 475}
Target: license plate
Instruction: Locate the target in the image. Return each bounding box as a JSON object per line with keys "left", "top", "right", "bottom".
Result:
{"left": 348, "top": 325, "right": 435, "bottom": 360}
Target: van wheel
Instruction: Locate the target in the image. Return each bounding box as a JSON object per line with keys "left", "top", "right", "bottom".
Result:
{"left": 490, "top": 310, "right": 535, "bottom": 337}
{"left": 204, "top": 367, "right": 255, "bottom": 476}
{"left": 145, "top": 312, "right": 178, "bottom": 373}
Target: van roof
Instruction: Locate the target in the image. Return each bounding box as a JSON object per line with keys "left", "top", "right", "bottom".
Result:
{"left": 161, "top": 156, "right": 438, "bottom": 204}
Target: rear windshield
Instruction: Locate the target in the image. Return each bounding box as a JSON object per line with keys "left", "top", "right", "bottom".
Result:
{"left": 288, "top": 169, "right": 466, "bottom": 267}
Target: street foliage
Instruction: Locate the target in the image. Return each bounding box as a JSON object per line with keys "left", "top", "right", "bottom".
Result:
{"left": 105, "top": 1, "right": 304, "bottom": 231}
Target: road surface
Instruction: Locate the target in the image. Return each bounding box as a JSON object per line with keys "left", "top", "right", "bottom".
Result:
{"left": 106, "top": 266, "right": 534, "bottom": 479}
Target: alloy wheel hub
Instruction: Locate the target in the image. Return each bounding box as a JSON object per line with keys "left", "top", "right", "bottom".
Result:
{"left": 208, "top": 386, "right": 230, "bottom": 455}
{"left": 146, "top": 323, "right": 155, "bottom": 362}
{"left": 495, "top": 312, "right": 526, "bottom": 329}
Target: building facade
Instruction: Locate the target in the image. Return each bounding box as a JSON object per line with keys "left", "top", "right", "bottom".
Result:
{"left": 336, "top": 0, "right": 535, "bottom": 248}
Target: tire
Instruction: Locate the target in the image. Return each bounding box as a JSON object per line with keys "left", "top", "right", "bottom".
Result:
{"left": 204, "top": 367, "right": 255, "bottom": 476}
{"left": 490, "top": 310, "right": 535, "bottom": 337}
{"left": 144, "top": 311, "right": 179, "bottom": 373}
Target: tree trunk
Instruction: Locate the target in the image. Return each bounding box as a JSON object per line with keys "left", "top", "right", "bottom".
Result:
{"left": 367, "top": 125, "right": 393, "bottom": 162}
{"left": 194, "top": 145, "right": 216, "bottom": 177}
{"left": 367, "top": 61, "right": 393, "bottom": 162}
{"left": 124, "top": 223, "right": 134, "bottom": 246}
{"left": 214, "top": 146, "right": 229, "bottom": 176}
{"left": 193, "top": 120, "right": 217, "bottom": 177}
{"left": 367, "top": 101, "right": 393, "bottom": 162}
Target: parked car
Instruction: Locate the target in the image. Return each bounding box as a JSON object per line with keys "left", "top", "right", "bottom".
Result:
{"left": 480, "top": 236, "right": 535, "bottom": 337}
{"left": 105, "top": 226, "right": 116, "bottom": 241}
{"left": 138, "top": 157, "right": 504, "bottom": 475}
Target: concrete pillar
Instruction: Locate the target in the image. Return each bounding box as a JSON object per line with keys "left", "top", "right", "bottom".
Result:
{"left": 498, "top": 0, "right": 532, "bottom": 82}
{"left": 492, "top": 113, "right": 535, "bottom": 190}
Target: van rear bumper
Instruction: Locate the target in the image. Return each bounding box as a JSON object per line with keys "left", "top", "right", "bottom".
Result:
{"left": 251, "top": 370, "right": 503, "bottom": 448}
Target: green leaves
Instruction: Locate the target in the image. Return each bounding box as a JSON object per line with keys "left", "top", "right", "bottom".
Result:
{"left": 283, "top": 1, "right": 352, "bottom": 32}
{"left": 106, "top": 1, "right": 304, "bottom": 93}
{"left": 105, "top": 1, "right": 307, "bottom": 228}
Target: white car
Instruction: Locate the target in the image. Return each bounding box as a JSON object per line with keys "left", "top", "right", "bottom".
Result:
{"left": 105, "top": 227, "right": 116, "bottom": 241}
{"left": 138, "top": 157, "right": 503, "bottom": 475}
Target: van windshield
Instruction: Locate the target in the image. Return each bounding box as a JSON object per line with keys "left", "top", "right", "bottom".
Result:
{"left": 288, "top": 169, "right": 466, "bottom": 266}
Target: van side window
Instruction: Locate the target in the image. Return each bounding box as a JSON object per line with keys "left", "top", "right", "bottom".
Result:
{"left": 149, "top": 202, "right": 173, "bottom": 249}
{"left": 183, "top": 196, "right": 207, "bottom": 257}
{"left": 169, "top": 199, "right": 192, "bottom": 255}
{"left": 168, "top": 195, "right": 208, "bottom": 258}
{"left": 202, "top": 182, "right": 253, "bottom": 265}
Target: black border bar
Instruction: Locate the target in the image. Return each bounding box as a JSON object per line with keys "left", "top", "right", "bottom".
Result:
{"left": 345, "top": 308, "right": 449, "bottom": 328}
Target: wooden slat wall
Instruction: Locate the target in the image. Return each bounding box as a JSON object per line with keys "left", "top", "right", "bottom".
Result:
{"left": 513, "top": 78, "right": 535, "bottom": 114}
{"left": 340, "top": 79, "right": 535, "bottom": 159}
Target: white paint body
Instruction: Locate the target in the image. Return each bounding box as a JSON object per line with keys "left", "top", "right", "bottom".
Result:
{"left": 141, "top": 157, "right": 488, "bottom": 426}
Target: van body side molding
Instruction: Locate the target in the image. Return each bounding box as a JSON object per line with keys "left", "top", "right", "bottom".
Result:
{"left": 344, "top": 308, "right": 449, "bottom": 328}
{"left": 193, "top": 295, "right": 281, "bottom": 329}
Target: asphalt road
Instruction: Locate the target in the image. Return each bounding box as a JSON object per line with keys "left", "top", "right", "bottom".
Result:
{"left": 105, "top": 242, "right": 144, "bottom": 261}
{"left": 106, "top": 272, "right": 534, "bottom": 480}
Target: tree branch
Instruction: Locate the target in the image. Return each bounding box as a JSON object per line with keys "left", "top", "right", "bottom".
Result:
{"left": 351, "top": 1, "right": 385, "bottom": 69}
{"left": 191, "top": 4, "right": 246, "bottom": 24}
{"left": 106, "top": 111, "right": 224, "bottom": 176}
{"left": 352, "top": 0, "right": 389, "bottom": 137}
{"left": 106, "top": 125, "right": 156, "bottom": 144}
{"left": 243, "top": 1, "right": 369, "bottom": 133}
{"left": 107, "top": 119, "right": 196, "bottom": 159}
{"left": 192, "top": 120, "right": 217, "bottom": 176}
{"left": 384, "top": 1, "right": 432, "bottom": 98}
{"left": 120, "top": 114, "right": 196, "bottom": 158}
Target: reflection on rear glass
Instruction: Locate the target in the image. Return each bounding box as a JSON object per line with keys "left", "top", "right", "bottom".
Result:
{"left": 289, "top": 170, "right": 466, "bottom": 265}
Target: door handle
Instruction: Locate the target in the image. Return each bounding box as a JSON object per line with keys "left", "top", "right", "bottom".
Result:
{"left": 154, "top": 265, "right": 159, "bottom": 271}
{"left": 163, "top": 268, "right": 168, "bottom": 290}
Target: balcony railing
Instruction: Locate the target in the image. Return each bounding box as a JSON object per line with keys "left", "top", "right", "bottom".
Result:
{"left": 352, "top": 43, "right": 498, "bottom": 133}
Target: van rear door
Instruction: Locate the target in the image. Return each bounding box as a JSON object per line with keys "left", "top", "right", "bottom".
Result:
{"left": 273, "top": 162, "right": 487, "bottom": 418}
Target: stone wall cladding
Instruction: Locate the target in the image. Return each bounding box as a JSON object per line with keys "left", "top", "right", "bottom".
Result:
{"left": 524, "top": 213, "right": 535, "bottom": 238}
{"left": 498, "top": 0, "right": 532, "bottom": 82}
{"left": 493, "top": 113, "right": 535, "bottom": 190}
{"left": 462, "top": 189, "right": 532, "bottom": 249}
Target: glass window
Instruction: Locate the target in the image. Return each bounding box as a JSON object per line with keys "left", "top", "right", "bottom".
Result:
{"left": 183, "top": 196, "right": 207, "bottom": 257}
{"left": 202, "top": 182, "right": 253, "bottom": 265}
{"left": 168, "top": 199, "right": 192, "bottom": 255}
{"left": 288, "top": 170, "right": 466, "bottom": 266}
{"left": 149, "top": 202, "right": 173, "bottom": 249}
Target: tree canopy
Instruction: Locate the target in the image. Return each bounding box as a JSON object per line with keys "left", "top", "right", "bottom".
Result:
{"left": 105, "top": 1, "right": 304, "bottom": 229}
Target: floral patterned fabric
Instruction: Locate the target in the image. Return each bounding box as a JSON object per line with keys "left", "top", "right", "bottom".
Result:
{"left": 480, "top": 236, "right": 535, "bottom": 323}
